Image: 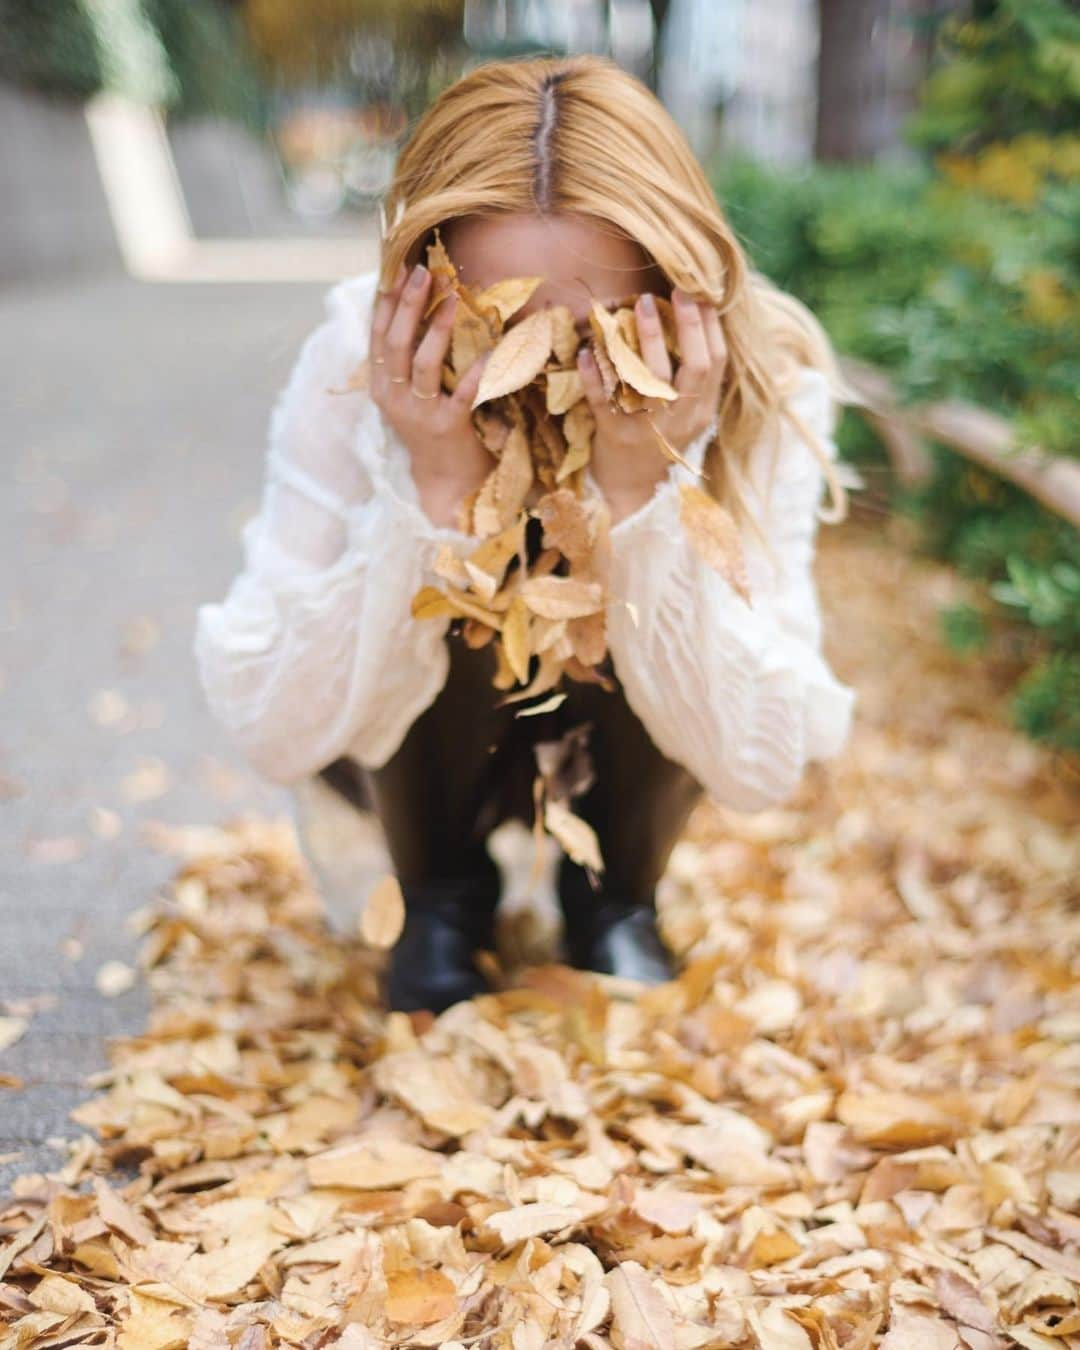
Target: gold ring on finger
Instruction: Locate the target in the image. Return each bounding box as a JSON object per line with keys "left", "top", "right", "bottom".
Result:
{"left": 389, "top": 375, "right": 409, "bottom": 384}
{"left": 372, "top": 356, "right": 386, "bottom": 365}
{"left": 411, "top": 386, "right": 439, "bottom": 400}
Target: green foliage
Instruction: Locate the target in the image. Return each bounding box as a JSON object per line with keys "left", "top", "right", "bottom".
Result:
{"left": 1010, "top": 652, "right": 1080, "bottom": 752}
{"left": 906, "top": 0, "right": 1080, "bottom": 150}
{"left": 710, "top": 0, "right": 1080, "bottom": 756}
{"left": 143, "top": 0, "right": 266, "bottom": 129}
{"left": 0, "top": 0, "right": 261, "bottom": 124}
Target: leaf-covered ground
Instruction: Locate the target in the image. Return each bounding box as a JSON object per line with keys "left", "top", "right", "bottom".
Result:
{"left": 1, "top": 515, "right": 1078, "bottom": 1349}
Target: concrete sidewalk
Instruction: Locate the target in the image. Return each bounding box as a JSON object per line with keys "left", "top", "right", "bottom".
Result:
{"left": 0, "top": 273, "right": 352, "bottom": 1186}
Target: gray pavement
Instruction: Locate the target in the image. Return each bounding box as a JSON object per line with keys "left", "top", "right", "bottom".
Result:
{"left": 0, "top": 273, "right": 340, "bottom": 1187}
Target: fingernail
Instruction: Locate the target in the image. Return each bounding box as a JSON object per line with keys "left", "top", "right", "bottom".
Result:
{"left": 640, "top": 292, "right": 656, "bottom": 316}
{"left": 410, "top": 264, "right": 428, "bottom": 289}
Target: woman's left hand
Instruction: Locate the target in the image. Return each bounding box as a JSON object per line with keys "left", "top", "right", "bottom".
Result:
{"left": 577, "top": 288, "right": 727, "bottom": 525}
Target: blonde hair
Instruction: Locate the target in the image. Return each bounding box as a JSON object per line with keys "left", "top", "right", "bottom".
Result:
{"left": 377, "top": 53, "right": 858, "bottom": 568}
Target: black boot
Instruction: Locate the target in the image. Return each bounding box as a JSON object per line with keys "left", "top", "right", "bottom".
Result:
{"left": 385, "top": 874, "right": 500, "bottom": 1014}
{"left": 558, "top": 859, "right": 677, "bottom": 984}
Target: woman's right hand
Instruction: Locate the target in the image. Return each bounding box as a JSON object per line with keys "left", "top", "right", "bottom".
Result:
{"left": 370, "top": 262, "right": 492, "bottom": 530}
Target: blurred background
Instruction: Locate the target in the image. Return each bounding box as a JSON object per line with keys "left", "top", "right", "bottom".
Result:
{"left": 0, "top": 0, "right": 1077, "bottom": 1178}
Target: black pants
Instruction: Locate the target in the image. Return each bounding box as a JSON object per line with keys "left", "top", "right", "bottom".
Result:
{"left": 318, "top": 623, "right": 704, "bottom": 906}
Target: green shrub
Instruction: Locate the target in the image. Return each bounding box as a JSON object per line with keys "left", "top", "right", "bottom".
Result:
{"left": 709, "top": 0, "right": 1079, "bottom": 756}
{"left": 0, "top": 0, "right": 262, "bottom": 126}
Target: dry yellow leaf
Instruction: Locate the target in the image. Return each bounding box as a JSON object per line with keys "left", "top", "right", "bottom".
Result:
{"left": 474, "top": 308, "right": 554, "bottom": 407}
{"left": 493, "top": 426, "right": 534, "bottom": 525}
{"left": 451, "top": 301, "right": 495, "bottom": 376}
{"left": 520, "top": 575, "right": 604, "bottom": 621}
{"left": 385, "top": 1266, "right": 458, "bottom": 1325}
{"left": 483, "top": 1201, "right": 583, "bottom": 1244}
{"left": 544, "top": 799, "right": 603, "bottom": 873}
{"left": 535, "top": 489, "right": 593, "bottom": 564}
{"left": 605, "top": 1260, "right": 675, "bottom": 1348}
{"left": 549, "top": 304, "right": 580, "bottom": 365}
{"left": 678, "top": 483, "right": 752, "bottom": 604}
{"left": 307, "top": 1137, "right": 444, "bottom": 1189}
{"left": 411, "top": 586, "right": 458, "bottom": 621}
{"left": 117, "top": 1292, "right": 190, "bottom": 1350}
{"left": 374, "top": 1050, "right": 493, "bottom": 1135}
{"left": 359, "top": 875, "right": 405, "bottom": 950}
{"left": 28, "top": 1274, "right": 97, "bottom": 1316}
{"left": 590, "top": 300, "right": 677, "bottom": 402}
{"left": 546, "top": 368, "right": 585, "bottom": 414}
{"left": 836, "top": 1090, "right": 958, "bottom": 1147}
{"left": 502, "top": 596, "right": 531, "bottom": 686}
{"left": 746, "top": 1303, "right": 815, "bottom": 1350}
{"left": 473, "top": 276, "right": 543, "bottom": 323}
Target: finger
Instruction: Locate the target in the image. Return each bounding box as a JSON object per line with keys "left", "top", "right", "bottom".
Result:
{"left": 371, "top": 262, "right": 408, "bottom": 365}
{"left": 702, "top": 302, "right": 727, "bottom": 376}
{"left": 451, "top": 345, "right": 492, "bottom": 412}
{"left": 576, "top": 347, "right": 613, "bottom": 421}
{"left": 634, "top": 293, "right": 673, "bottom": 384}
{"left": 386, "top": 263, "right": 432, "bottom": 382}
{"left": 672, "top": 289, "right": 710, "bottom": 396}
{"left": 411, "top": 291, "right": 457, "bottom": 397}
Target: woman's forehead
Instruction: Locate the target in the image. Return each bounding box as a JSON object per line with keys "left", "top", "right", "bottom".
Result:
{"left": 442, "top": 212, "right": 656, "bottom": 290}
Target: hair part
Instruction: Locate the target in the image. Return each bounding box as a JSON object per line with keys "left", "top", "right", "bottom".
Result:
{"left": 378, "top": 53, "right": 858, "bottom": 570}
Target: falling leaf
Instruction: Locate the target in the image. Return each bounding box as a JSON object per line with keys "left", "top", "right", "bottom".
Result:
{"left": 95, "top": 961, "right": 136, "bottom": 997}
{"left": 544, "top": 800, "right": 603, "bottom": 873}
{"left": 678, "top": 484, "right": 753, "bottom": 604}
{"left": 0, "top": 1018, "right": 28, "bottom": 1054}
{"left": 359, "top": 875, "right": 405, "bottom": 949}
{"left": 516, "top": 692, "right": 567, "bottom": 717}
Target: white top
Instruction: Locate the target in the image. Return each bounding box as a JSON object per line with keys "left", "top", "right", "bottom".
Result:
{"left": 194, "top": 269, "right": 858, "bottom": 813}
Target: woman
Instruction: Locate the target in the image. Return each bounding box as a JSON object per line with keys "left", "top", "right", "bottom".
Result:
{"left": 194, "top": 54, "right": 859, "bottom": 1014}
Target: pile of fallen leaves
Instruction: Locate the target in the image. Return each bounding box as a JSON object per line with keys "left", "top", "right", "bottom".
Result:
{"left": 356, "top": 229, "right": 745, "bottom": 877}
{"left": 2, "top": 518, "right": 1079, "bottom": 1349}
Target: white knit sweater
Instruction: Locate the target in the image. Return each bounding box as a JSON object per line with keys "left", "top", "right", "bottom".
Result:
{"left": 194, "top": 269, "right": 857, "bottom": 812}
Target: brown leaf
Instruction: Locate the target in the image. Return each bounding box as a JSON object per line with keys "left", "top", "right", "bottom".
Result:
{"left": 473, "top": 276, "right": 543, "bottom": 323}
{"left": 589, "top": 301, "right": 677, "bottom": 402}
{"left": 605, "top": 1260, "right": 674, "bottom": 1349}
{"left": 385, "top": 1266, "right": 458, "bottom": 1326}
{"left": 546, "top": 369, "right": 585, "bottom": 415}
{"left": 535, "top": 490, "right": 593, "bottom": 564}
{"left": 678, "top": 484, "right": 753, "bottom": 605}
{"left": 544, "top": 800, "right": 603, "bottom": 873}
{"left": 307, "top": 1138, "right": 444, "bottom": 1189}
{"left": 359, "top": 875, "right": 405, "bottom": 950}
{"left": 502, "top": 597, "right": 532, "bottom": 687}
{"left": 474, "top": 308, "right": 553, "bottom": 406}
{"left": 520, "top": 575, "right": 604, "bottom": 621}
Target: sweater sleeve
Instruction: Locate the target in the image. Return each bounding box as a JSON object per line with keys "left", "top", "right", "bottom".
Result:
{"left": 193, "top": 270, "right": 473, "bottom": 785}
{"left": 602, "top": 365, "right": 858, "bottom": 813}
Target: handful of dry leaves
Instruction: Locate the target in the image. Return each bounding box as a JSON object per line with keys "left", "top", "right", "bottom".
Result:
{"left": 353, "top": 229, "right": 751, "bottom": 876}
